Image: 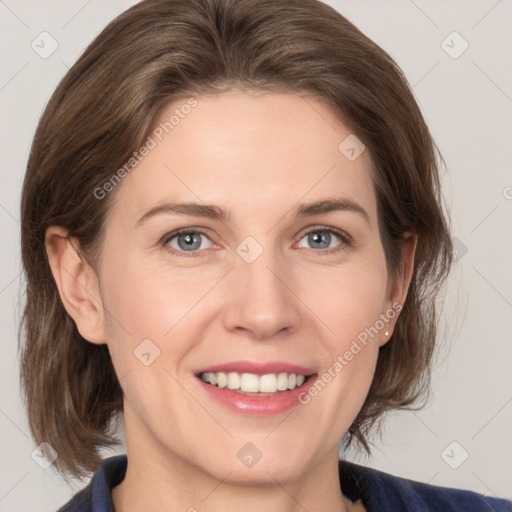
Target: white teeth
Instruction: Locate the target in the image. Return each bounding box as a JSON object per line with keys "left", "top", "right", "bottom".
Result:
{"left": 276, "top": 372, "right": 289, "bottom": 390}
{"left": 217, "top": 372, "right": 227, "bottom": 388}
{"left": 200, "top": 371, "right": 309, "bottom": 393}
{"left": 240, "top": 373, "right": 260, "bottom": 392}
{"left": 227, "top": 372, "right": 240, "bottom": 390}
{"left": 259, "top": 374, "right": 277, "bottom": 393}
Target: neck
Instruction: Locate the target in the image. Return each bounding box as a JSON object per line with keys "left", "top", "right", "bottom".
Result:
{"left": 112, "top": 428, "right": 358, "bottom": 512}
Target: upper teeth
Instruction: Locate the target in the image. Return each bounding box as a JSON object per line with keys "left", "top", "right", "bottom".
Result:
{"left": 200, "top": 372, "right": 307, "bottom": 393}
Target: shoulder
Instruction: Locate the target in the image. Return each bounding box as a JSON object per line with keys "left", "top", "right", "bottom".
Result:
{"left": 339, "top": 459, "right": 512, "bottom": 512}
{"left": 56, "top": 455, "right": 127, "bottom": 512}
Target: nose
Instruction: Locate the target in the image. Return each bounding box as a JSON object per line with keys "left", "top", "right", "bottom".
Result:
{"left": 222, "top": 249, "right": 302, "bottom": 341}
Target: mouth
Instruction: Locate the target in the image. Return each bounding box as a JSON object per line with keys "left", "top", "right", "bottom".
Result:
{"left": 198, "top": 371, "right": 312, "bottom": 395}
{"left": 193, "top": 361, "right": 318, "bottom": 415}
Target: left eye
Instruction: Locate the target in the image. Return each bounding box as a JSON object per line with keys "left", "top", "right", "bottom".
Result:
{"left": 297, "top": 228, "right": 346, "bottom": 251}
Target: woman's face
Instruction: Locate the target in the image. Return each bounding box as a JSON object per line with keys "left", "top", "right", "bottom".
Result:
{"left": 94, "top": 90, "right": 405, "bottom": 483}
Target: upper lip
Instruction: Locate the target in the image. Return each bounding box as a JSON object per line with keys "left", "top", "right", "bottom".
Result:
{"left": 195, "top": 360, "right": 316, "bottom": 376}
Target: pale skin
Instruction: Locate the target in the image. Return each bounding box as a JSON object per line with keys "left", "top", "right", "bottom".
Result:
{"left": 46, "top": 89, "right": 416, "bottom": 512}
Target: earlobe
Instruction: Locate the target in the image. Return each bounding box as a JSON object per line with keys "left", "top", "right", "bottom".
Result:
{"left": 379, "top": 232, "right": 418, "bottom": 346}
{"left": 45, "top": 226, "right": 107, "bottom": 345}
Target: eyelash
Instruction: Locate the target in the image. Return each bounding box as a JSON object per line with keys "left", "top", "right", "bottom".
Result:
{"left": 161, "top": 225, "right": 352, "bottom": 258}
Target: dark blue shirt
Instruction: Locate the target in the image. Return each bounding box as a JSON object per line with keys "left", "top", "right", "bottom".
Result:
{"left": 57, "top": 455, "right": 511, "bottom": 511}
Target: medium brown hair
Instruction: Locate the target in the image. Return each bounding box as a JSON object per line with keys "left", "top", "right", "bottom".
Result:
{"left": 19, "top": 0, "right": 453, "bottom": 478}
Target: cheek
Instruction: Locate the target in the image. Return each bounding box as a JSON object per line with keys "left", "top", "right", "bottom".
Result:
{"left": 100, "top": 254, "right": 212, "bottom": 337}
{"left": 97, "top": 254, "right": 231, "bottom": 403}
{"left": 97, "top": 258, "right": 178, "bottom": 369}
{"left": 298, "top": 255, "right": 389, "bottom": 343}
{"left": 98, "top": 262, "right": 206, "bottom": 424}
{"left": 294, "top": 256, "right": 388, "bottom": 406}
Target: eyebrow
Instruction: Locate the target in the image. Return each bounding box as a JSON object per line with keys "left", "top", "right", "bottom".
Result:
{"left": 136, "top": 197, "right": 371, "bottom": 226}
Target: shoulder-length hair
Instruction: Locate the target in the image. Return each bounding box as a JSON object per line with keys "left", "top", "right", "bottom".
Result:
{"left": 20, "top": 0, "right": 453, "bottom": 478}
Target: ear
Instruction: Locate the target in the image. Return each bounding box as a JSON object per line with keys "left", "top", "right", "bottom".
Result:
{"left": 379, "top": 232, "right": 417, "bottom": 346}
{"left": 45, "top": 226, "right": 107, "bottom": 344}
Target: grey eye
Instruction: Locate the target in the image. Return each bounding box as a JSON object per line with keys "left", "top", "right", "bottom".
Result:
{"left": 298, "top": 230, "right": 342, "bottom": 250}
{"left": 167, "top": 232, "right": 212, "bottom": 252}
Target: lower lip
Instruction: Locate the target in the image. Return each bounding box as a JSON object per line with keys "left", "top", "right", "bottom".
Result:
{"left": 196, "top": 375, "right": 318, "bottom": 416}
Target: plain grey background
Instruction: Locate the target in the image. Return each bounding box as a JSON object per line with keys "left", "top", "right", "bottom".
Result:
{"left": 1, "top": 1, "right": 511, "bottom": 510}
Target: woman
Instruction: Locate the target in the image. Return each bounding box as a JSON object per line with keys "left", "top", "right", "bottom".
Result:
{"left": 19, "top": 0, "right": 511, "bottom": 511}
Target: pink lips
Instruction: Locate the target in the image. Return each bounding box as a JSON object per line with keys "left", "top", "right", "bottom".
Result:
{"left": 194, "top": 360, "right": 317, "bottom": 416}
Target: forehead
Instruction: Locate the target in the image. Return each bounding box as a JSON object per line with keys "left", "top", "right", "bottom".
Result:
{"left": 108, "top": 90, "right": 377, "bottom": 225}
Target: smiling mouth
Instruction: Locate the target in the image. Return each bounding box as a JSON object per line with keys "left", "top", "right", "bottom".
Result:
{"left": 198, "top": 371, "right": 312, "bottom": 395}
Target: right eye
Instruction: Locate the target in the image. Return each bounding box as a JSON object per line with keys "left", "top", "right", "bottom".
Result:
{"left": 162, "top": 229, "right": 214, "bottom": 257}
